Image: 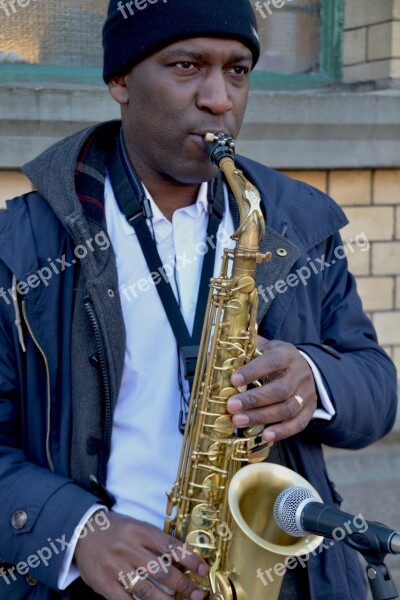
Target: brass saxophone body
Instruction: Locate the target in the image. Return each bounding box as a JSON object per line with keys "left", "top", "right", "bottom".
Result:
{"left": 165, "top": 133, "right": 322, "bottom": 600}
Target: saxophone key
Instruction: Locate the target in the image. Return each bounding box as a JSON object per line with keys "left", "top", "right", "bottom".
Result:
{"left": 206, "top": 415, "right": 235, "bottom": 437}
{"left": 186, "top": 530, "right": 216, "bottom": 558}
{"left": 211, "top": 572, "right": 234, "bottom": 600}
{"left": 225, "top": 299, "right": 244, "bottom": 315}
{"left": 207, "top": 442, "right": 225, "bottom": 464}
{"left": 248, "top": 445, "right": 271, "bottom": 463}
{"left": 200, "top": 473, "right": 225, "bottom": 501}
{"left": 231, "top": 275, "right": 255, "bottom": 294}
{"left": 190, "top": 504, "right": 219, "bottom": 530}
{"left": 245, "top": 424, "right": 265, "bottom": 437}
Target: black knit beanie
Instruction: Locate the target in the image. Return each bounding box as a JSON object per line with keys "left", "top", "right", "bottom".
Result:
{"left": 103, "top": 0, "right": 260, "bottom": 83}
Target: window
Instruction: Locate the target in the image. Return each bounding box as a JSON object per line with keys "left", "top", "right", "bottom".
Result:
{"left": 0, "top": 0, "right": 342, "bottom": 88}
{"left": 0, "top": 0, "right": 108, "bottom": 83}
{"left": 252, "top": 0, "right": 343, "bottom": 89}
{"left": 255, "top": 0, "right": 321, "bottom": 73}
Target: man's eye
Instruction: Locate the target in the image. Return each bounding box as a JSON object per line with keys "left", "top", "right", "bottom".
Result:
{"left": 231, "top": 66, "right": 250, "bottom": 76}
{"left": 175, "top": 62, "right": 197, "bottom": 70}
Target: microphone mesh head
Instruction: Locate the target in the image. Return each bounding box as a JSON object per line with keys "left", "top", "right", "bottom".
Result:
{"left": 274, "top": 487, "right": 316, "bottom": 537}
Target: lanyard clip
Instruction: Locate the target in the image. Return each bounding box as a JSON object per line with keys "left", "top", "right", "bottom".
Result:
{"left": 180, "top": 345, "right": 200, "bottom": 390}
{"left": 179, "top": 409, "right": 187, "bottom": 435}
{"left": 142, "top": 197, "right": 153, "bottom": 220}
{"left": 178, "top": 345, "right": 200, "bottom": 434}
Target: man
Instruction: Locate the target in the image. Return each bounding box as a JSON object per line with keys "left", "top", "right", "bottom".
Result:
{"left": 0, "top": 1, "right": 397, "bottom": 599}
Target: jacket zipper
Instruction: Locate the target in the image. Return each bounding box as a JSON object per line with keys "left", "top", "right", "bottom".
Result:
{"left": 21, "top": 300, "right": 55, "bottom": 472}
{"left": 84, "top": 300, "right": 112, "bottom": 476}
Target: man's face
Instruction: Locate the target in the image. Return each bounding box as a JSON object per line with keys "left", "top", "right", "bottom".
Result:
{"left": 110, "top": 37, "right": 252, "bottom": 184}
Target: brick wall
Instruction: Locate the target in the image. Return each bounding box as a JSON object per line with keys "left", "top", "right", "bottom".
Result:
{"left": 281, "top": 169, "right": 400, "bottom": 375}
{"left": 0, "top": 171, "right": 33, "bottom": 205}
{"left": 343, "top": 0, "right": 400, "bottom": 86}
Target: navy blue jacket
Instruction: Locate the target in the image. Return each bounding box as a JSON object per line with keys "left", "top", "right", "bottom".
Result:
{"left": 0, "top": 122, "right": 397, "bottom": 599}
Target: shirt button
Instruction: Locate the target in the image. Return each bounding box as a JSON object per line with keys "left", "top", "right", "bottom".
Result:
{"left": 26, "top": 575, "right": 37, "bottom": 586}
{"left": 11, "top": 510, "right": 28, "bottom": 529}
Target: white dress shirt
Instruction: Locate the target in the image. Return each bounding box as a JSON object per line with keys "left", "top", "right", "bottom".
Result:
{"left": 58, "top": 176, "right": 334, "bottom": 589}
{"left": 104, "top": 177, "right": 237, "bottom": 526}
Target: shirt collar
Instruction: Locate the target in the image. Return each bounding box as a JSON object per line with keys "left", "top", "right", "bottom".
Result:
{"left": 118, "top": 181, "right": 209, "bottom": 237}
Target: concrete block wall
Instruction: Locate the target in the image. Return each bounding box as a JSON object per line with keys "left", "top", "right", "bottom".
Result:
{"left": 343, "top": 0, "right": 400, "bottom": 86}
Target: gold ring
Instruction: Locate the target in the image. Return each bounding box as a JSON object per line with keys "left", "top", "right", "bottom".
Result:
{"left": 294, "top": 394, "right": 304, "bottom": 408}
{"left": 126, "top": 573, "right": 141, "bottom": 594}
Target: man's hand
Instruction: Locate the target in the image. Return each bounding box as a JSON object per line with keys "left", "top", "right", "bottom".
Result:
{"left": 227, "top": 336, "right": 318, "bottom": 442}
{"left": 74, "top": 512, "right": 208, "bottom": 600}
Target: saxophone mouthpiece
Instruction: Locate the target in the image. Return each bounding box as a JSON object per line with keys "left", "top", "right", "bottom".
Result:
{"left": 204, "top": 132, "right": 236, "bottom": 166}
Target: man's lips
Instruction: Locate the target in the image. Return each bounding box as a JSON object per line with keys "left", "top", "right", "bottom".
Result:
{"left": 189, "top": 131, "right": 232, "bottom": 152}
{"left": 187, "top": 131, "right": 234, "bottom": 162}
{"left": 191, "top": 130, "right": 229, "bottom": 138}
{"left": 188, "top": 133, "right": 210, "bottom": 151}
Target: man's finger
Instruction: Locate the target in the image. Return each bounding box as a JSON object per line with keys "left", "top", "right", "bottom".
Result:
{"left": 230, "top": 395, "right": 305, "bottom": 429}
{"left": 121, "top": 576, "right": 179, "bottom": 600}
{"left": 131, "top": 576, "right": 204, "bottom": 600}
{"left": 126, "top": 558, "right": 205, "bottom": 599}
{"left": 227, "top": 377, "right": 295, "bottom": 414}
{"left": 262, "top": 407, "right": 315, "bottom": 442}
{"left": 159, "top": 539, "right": 208, "bottom": 578}
{"left": 231, "top": 345, "right": 292, "bottom": 387}
{"left": 256, "top": 334, "right": 268, "bottom": 350}
{"left": 139, "top": 527, "right": 208, "bottom": 578}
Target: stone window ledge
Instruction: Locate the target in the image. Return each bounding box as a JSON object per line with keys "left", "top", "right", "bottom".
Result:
{"left": 0, "top": 84, "right": 399, "bottom": 169}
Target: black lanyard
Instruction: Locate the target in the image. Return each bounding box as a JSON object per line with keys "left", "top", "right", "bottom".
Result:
{"left": 106, "top": 133, "right": 225, "bottom": 400}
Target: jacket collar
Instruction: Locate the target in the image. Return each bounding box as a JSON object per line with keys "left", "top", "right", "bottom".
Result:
{"left": 233, "top": 155, "right": 348, "bottom": 327}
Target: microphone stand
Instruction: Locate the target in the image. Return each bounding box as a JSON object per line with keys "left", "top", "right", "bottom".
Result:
{"left": 341, "top": 526, "right": 399, "bottom": 600}
{"left": 364, "top": 563, "right": 398, "bottom": 600}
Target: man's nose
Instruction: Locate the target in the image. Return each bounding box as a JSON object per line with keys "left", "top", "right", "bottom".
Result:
{"left": 196, "top": 71, "right": 233, "bottom": 115}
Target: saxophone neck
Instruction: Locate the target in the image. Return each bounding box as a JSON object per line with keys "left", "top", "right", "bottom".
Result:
{"left": 218, "top": 156, "right": 266, "bottom": 247}
{"left": 204, "top": 132, "right": 266, "bottom": 248}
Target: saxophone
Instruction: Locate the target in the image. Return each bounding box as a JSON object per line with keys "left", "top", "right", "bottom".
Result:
{"left": 165, "top": 132, "right": 322, "bottom": 600}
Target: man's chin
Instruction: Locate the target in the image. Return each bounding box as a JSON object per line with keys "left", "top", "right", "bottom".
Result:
{"left": 176, "top": 170, "right": 217, "bottom": 185}
{"left": 175, "top": 164, "right": 219, "bottom": 185}
{"left": 179, "top": 135, "right": 221, "bottom": 180}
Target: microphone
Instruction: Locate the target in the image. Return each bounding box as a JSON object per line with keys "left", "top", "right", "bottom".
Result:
{"left": 274, "top": 487, "right": 400, "bottom": 557}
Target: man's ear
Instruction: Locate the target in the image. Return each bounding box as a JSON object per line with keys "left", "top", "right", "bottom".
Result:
{"left": 108, "top": 74, "right": 129, "bottom": 105}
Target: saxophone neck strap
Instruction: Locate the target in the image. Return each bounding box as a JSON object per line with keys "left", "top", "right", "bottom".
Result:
{"left": 106, "top": 131, "right": 225, "bottom": 377}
